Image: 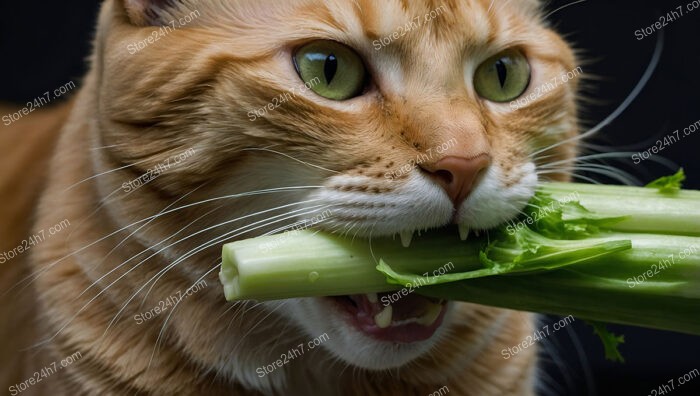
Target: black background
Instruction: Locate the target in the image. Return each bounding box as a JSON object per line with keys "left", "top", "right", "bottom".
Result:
{"left": 1, "top": 0, "right": 699, "bottom": 395}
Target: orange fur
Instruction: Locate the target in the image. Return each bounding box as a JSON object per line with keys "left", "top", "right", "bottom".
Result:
{"left": 1, "top": 0, "right": 579, "bottom": 394}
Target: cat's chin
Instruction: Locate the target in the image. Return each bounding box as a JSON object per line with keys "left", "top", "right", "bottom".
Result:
{"left": 282, "top": 296, "right": 455, "bottom": 370}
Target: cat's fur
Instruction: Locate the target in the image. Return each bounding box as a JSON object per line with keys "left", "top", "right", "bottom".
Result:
{"left": 0, "top": 0, "right": 578, "bottom": 394}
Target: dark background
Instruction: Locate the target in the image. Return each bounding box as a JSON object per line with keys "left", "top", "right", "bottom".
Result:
{"left": 1, "top": 0, "right": 698, "bottom": 395}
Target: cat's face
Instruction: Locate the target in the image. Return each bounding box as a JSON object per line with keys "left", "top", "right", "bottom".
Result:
{"left": 99, "top": 0, "right": 577, "bottom": 379}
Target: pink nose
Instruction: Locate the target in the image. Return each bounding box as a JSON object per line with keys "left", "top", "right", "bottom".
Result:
{"left": 421, "top": 154, "right": 491, "bottom": 207}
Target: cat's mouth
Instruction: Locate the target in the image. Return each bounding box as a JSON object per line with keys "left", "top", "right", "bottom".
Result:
{"left": 327, "top": 293, "right": 448, "bottom": 343}
{"left": 316, "top": 225, "right": 469, "bottom": 343}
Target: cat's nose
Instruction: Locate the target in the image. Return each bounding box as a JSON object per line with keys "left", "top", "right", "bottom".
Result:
{"left": 421, "top": 154, "right": 491, "bottom": 207}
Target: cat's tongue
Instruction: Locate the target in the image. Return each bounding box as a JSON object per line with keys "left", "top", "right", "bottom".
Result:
{"left": 332, "top": 293, "right": 447, "bottom": 343}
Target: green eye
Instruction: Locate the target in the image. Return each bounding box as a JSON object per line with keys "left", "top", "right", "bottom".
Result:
{"left": 473, "top": 50, "right": 531, "bottom": 102}
{"left": 294, "top": 40, "right": 367, "bottom": 101}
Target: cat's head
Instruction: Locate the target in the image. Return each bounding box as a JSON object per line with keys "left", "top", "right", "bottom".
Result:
{"left": 94, "top": 0, "right": 578, "bottom": 385}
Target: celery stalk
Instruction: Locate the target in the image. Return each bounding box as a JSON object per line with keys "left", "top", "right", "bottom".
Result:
{"left": 540, "top": 183, "right": 700, "bottom": 236}
{"left": 219, "top": 173, "right": 700, "bottom": 337}
{"left": 385, "top": 232, "right": 700, "bottom": 335}
{"left": 219, "top": 229, "right": 483, "bottom": 301}
{"left": 219, "top": 227, "right": 630, "bottom": 301}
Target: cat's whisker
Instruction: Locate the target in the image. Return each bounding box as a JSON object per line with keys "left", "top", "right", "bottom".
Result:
{"left": 99, "top": 204, "right": 329, "bottom": 339}
{"left": 149, "top": 261, "right": 223, "bottom": 371}
{"left": 534, "top": 352, "right": 568, "bottom": 396}
{"left": 537, "top": 323, "right": 596, "bottom": 396}
{"left": 537, "top": 171, "right": 602, "bottom": 185}
{"left": 30, "top": 202, "right": 325, "bottom": 350}
{"left": 538, "top": 162, "right": 627, "bottom": 177}
{"left": 82, "top": 199, "right": 319, "bottom": 301}
{"left": 136, "top": 205, "right": 333, "bottom": 306}
{"left": 226, "top": 300, "right": 266, "bottom": 332}
{"left": 537, "top": 339, "right": 577, "bottom": 395}
{"left": 536, "top": 151, "right": 646, "bottom": 169}
{"left": 367, "top": 224, "right": 378, "bottom": 267}
{"left": 228, "top": 300, "right": 290, "bottom": 358}
{"left": 60, "top": 156, "right": 154, "bottom": 192}
{"left": 537, "top": 164, "right": 641, "bottom": 185}
{"left": 110, "top": 208, "right": 333, "bottom": 338}
{"left": 341, "top": 221, "right": 359, "bottom": 240}
{"left": 4, "top": 186, "right": 322, "bottom": 297}
{"left": 222, "top": 303, "right": 260, "bottom": 343}
{"left": 265, "top": 318, "right": 294, "bottom": 364}
{"left": 570, "top": 165, "right": 641, "bottom": 185}
{"left": 529, "top": 152, "right": 562, "bottom": 165}
{"left": 213, "top": 299, "right": 277, "bottom": 380}
{"left": 59, "top": 179, "right": 163, "bottom": 259}
{"left": 543, "top": 0, "right": 587, "bottom": 19}
{"left": 103, "top": 206, "right": 225, "bottom": 311}
{"left": 263, "top": 217, "right": 312, "bottom": 236}
{"left": 89, "top": 143, "right": 126, "bottom": 151}
{"left": 81, "top": 185, "right": 208, "bottom": 277}
{"left": 530, "top": 31, "right": 663, "bottom": 159}
{"left": 242, "top": 147, "right": 339, "bottom": 174}
{"left": 216, "top": 299, "right": 246, "bottom": 321}
{"left": 351, "top": 220, "right": 368, "bottom": 244}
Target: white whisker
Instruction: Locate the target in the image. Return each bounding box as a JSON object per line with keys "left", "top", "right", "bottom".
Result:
{"left": 543, "top": 0, "right": 587, "bottom": 19}
{"left": 5, "top": 186, "right": 321, "bottom": 297}
{"left": 531, "top": 31, "right": 664, "bottom": 159}
{"left": 61, "top": 156, "right": 154, "bottom": 192}
{"left": 149, "top": 261, "right": 223, "bottom": 371}
{"left": 99, "top": 204, "right": 329, "bottom": 343}
{"left": 242, "top": 147, "right": 339, "bottom": 174}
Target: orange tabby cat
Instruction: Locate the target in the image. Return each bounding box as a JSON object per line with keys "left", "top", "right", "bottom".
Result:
{"left": 0, "top": 0, "right": 579, "bottom": 394}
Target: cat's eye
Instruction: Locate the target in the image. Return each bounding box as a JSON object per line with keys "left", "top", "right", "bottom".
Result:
{"left": 473, "top": 50, "right": 531, "bottom": 102}
{"left": 294, "top": 40, "right": 367, "bottom": 101}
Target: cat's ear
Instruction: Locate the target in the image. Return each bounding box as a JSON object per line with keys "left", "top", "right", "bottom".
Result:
{"left": 123, "top": 0, "right": 177, "bottom": 26}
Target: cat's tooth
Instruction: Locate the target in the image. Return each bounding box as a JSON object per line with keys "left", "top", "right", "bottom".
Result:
{"left": 400, "top": 230, "right": 414, "bottom": 248}
{"left": 458, "top": 224, "right": 470, "bottom": 241}
{"left": 366, "top": 293, "right": 378, "bottom": 304}
{"left": 416, "top": 303, "right": 443, "bottom": 326}
{"left": 373, "top": 305, "right": 393, "bottom": 329}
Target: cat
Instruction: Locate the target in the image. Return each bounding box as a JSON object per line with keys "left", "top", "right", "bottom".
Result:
{"left": 0, "top": 0, "right": 579, "bottom": 394}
